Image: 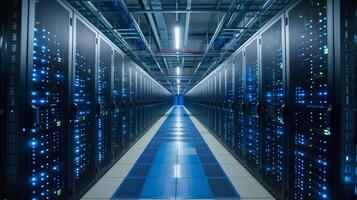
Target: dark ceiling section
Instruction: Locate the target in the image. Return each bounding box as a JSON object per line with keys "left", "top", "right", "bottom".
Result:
{"left": 67, "top": 0, "right": 292, "bottom": 94}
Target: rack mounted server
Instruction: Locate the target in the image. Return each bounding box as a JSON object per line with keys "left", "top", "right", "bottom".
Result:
{"left": 186, "top": 0, "right": 357, "bottom": 199}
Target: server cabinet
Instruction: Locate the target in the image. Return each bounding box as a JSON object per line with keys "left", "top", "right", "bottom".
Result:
{"left": 226, "top": 60, "right": 235, "bottom": 148}
{"left": 209, "top": 76, "right": 215, "bottom": 132}
{"left": 336, "top": 0, "right": 357, "bottom": 198}
{"left": 233, "top": 52, "right": 245, "bottom": 160}
{"left": 286, "top": 0, "right": 332, "bottom": 199}
{"left": 27, "top": 0, "right": 72, "bottom": 198}
{"left": 260, "top": 16, "right": 286, "bottom": 198}
{"left": 96, "top": 37, "right": 112, "bottom": 170}
{"left": 72, "top": 15, "right": 97, "bottom": 195}
{"left": 244, "top": 38, "right": 260, "bottom": 175}
{"left": 134, "top": 67, "right": 139, "bottom": 137}
{"left": 129, "top": 62, "right": 134, "bottom": 140}
{"left": 219, "top": 68, "right": 225, "bottom": 140}
{"left": 137, "top": 70, "right": 143, "bottom": 134}
{"left": 214, "top": 72, "right": 219, "bottom": 135}
{"left": 122, "top": 56, "right": 130, "bottom": 147}
{"left": 112, "top": 50, "right": 123, "bottom": 157}
{"left": 0, "top": 0, "right": 28, "bottom": 198}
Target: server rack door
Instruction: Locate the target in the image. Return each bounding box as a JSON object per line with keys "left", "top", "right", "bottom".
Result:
{"left": 226, "top": 60, "right": 234, "bottom": 149}
{"left": 96, "top": 37, "right": 112, "bottom": 170}
{"left": 214, "top": 73, "right": 218, "bottom": 134}
{"left": 134, "top": 67, "right": 138, "bottom": 137}
{"left": 338, "top": 1, "right": 357, "bottom": 198}
{"left": 129, "top": 63, "right": 134, "bottom": 140}
{"left": 122, "top": 57, "right": 130, "bottom": 147}
{"left": 112, "top": 51, "right": 123, "bottom": 157}
{"left": 234, "top": 52, "right": 245, "bottom": 160}
{"left": 138, "top": 71, "right": 143, "bottom": 134}
{"left": 27, "top": 0, "right": 72, "bottom": 198}
{"left": 72, "top": 16, "right": 97, "bottom": 195}
{"left": 244, "top": 38, "right": 260, "bottom": 174}
{"left": 0, "top": 1, "right": 28, "bottom": 198}
{"left": 142, "top": 76, "right": 146, "bottom": 130}
{"left": 210, "top": 76, "right": 214, "bottom": 131}
{"left": 217, "top": 68, "right": 222, "bottom": 140}
{"left": 286, "top": 1, "right": 332, "bottom": 199}
{"left": 260, "top": 16, "right": 285, "bottom": 197}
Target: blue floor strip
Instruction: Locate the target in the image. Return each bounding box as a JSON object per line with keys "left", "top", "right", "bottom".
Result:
{"left": 112, "top": 106, "right": 240, "bottom": 199}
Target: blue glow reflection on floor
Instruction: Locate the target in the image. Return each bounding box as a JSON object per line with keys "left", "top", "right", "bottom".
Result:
{"left": 112, "top": 106, "right": 240, "bottom": 199}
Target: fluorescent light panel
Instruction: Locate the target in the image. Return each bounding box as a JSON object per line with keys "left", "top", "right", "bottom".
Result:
{"left": 175, "top": 26, "right": 180, "bottom": 49}
{"left": 176, "top": 67, "right": 180, "bottom": 75}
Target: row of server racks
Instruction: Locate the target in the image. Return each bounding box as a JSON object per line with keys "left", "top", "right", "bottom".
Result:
{"left": 0, "top": 0, "right": 172, "bottom": 199}
{"left": 185, "top": 0, "right": 357, "bottom": 199}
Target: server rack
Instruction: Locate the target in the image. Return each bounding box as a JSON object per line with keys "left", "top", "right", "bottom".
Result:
{"left": 259, "top": 15, "right": 286, "bottom": 198}
{"left": 27, "top": 1, "right": 72, "bottom": 199}
{"left": 0, "top": 0, "right": 28, "bottom": 198}
{"left": 128, "top": 62, "right": 133, "bottom": 141}
{"left": 334, "top": 0, "right": 357, "bottom": 198}
{"left": 134, "top": 67, "right": 139, "bottom": 137}
{"left": 286, "top": 1, "right": 332, "bottom": 199}
{"left": 122, "top": 56, "right": 130, "bottom": 148}
{"left": 71, "top": 14, "right": 97, "bottom": 196}
{"left": 244, "top": 37, "right": 260, "bottom": 175}
{"left": 112, "top": 50, "right": 123, "bottom": 157}
{"left": 233, "top": 51, "right": 245, "bottom": 161}
{"left": 96, "top": 37, "right": 112, "bottom": 170}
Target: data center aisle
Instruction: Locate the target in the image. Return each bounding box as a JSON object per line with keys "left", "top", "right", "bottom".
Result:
{"left": 83, "top": 106, "right": 273, "bottom": 199}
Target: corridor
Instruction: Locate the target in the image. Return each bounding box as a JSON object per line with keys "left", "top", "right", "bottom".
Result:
{"left": 82, "top": 106, "right": 273, "bottom": 199}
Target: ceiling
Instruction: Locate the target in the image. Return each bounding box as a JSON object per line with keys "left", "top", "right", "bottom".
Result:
{"left": 67, "top": 0, "right": 292, "bottom": 94}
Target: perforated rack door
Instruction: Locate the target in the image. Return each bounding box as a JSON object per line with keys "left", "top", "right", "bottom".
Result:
{"left": 260, "top": 16, "right": 286, "bottom": 197}
{"left": 96, "top": 38, "right": 112, "bottom": 170}
{"left": 244, "top": 38, "right": 260, "bottom": 175}
{"left": 226, "top": 60, "right": 235, "bottom": 149}
{"left": 233, "top": 52, "right": 245, "bottom": 161}
{"left": 286, "top": 0, "right": 331, "bottom": 199}
{"left": 112, "top": 51, "right": 123, "bottom": 157}
{"left": 28, "top": 0, "right": 71, "bottom": 198}
{"left": 72, "top": 16, "right": 97, "bottom": 193}
{"left": 122, "top": 56, "right": 130, "bottom": 148}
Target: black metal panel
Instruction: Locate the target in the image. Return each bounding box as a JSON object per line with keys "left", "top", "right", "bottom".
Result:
{"left": 233, "top": 52, "right": 245, "bottom": 160}
{"left": 287, "top": 0, "right": 331, "bottom": 199}
{"left": 260, "top": 18, "right": 285, "bottom": 196}
{"left": 226, "top": 61, "right": 234, "bottom": 148}
{"left": 112, "top": 50, "right": 123, "bottom": 157}
{"left": 122, "top": 56, "right": 130, "bottom": 147}
{"left": 28, "top": 0, "right": 71, "bottom": 198}
{"left": 97, "top": 38, "right": 112, "bottom": 169}
{"left": 244, "top": 38, "right": 260, "bottom": 174}
{"left": 338, "top": 0, "right": 357, "bottom": 198}
{"left": 0, "top": 1, "right": 28, "bottom": 198}
{"left": 72, "top": 17, "right": 96, "bottom": 193}
{"left": 129, "top": 62, "right": 134, "bottom": 140}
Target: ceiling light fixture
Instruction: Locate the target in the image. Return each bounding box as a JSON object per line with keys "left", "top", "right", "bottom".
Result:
{"left": 175, "top": 26, "right": 180, "bottom": 50}
{"left": 176, "top": 67, "right": 180, "bottom": 76}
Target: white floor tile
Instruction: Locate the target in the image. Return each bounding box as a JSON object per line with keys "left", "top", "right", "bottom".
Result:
{"left": 221, "top": 164, "right": 252, "bottom": 178}
{"left": 104, "top": 164, "right": 132, "bottom": 178}
{"left": 81, "top": 177, "right": 124, "bottom": 199}
{"left": 230, "top": 177, "right": 273, "bottom": 199}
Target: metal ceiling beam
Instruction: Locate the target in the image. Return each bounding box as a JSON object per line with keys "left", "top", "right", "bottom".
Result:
{"left": 128, "top": 8, "right": 225, "bottom": 14}
{"left": 139, "top": 0, "right": 171, "bottom": 76}
{"left": 115, "top": 0, "right": 174, "bottom": 93}
{"left": 183, "top": 0, "right": 238, "bottom": 94}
